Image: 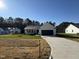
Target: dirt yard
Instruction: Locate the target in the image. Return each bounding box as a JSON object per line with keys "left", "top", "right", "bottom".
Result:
{"left": 0, "top": 39, "right": 51, "bottom": 59}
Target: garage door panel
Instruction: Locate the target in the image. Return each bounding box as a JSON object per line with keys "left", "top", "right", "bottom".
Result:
{"left": 42, "top": 30, "right": 53, "bottom": 35}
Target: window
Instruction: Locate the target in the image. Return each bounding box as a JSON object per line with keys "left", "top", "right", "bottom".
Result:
{"left": 72, "top": 30, "right": 73, "bottom": 32}
{"left": 66, "top": 30, "right": 68, "bottom": 32}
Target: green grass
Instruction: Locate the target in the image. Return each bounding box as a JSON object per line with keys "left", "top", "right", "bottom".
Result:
{"left": 56, "top": 33, "right": 79, "bottom": 42}
{"left": 0, "top": 34, "right": 42, "bottom": 39}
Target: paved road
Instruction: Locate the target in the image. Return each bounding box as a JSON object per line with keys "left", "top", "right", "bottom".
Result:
{"left": 42, "top": 36, "right": 79, "bottom": 59}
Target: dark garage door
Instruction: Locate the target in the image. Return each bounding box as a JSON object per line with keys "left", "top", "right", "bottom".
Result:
{"left": 42, "top": 30, "right": 53, "bottom": 35}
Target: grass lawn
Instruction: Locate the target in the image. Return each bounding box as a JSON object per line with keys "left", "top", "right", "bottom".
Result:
{"left": 56, "top": 33, "right": 79, "bottom": 42}
{"left": 0, "top": 34, "right": 42, "bottom": 39}
{"left": 68, "top": 38, "right": 79, "bottom": 42}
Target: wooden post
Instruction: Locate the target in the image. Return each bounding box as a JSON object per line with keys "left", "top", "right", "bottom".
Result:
{"left": 39, "top": 40, "right": 41, "bottom": 59}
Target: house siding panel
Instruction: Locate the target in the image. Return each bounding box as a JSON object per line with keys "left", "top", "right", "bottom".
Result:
{"left": 65, "top": 24, "right": 79, "bottom": 34}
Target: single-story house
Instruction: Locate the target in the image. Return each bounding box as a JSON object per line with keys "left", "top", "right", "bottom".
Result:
{"left": 65, "top": 23, "right": 79, "bottom": 34}
{"left": 0, "top": 28, "right": 4, "bottom": 34}
{"left": 8, "top": 27, "right": 21, "bottom": 34}
{"left": 39, "top": 23, "right": 56, "bottom": 35}
{"left": 24, "top": 26, "right": 40, "bottom": 35}
{"left": 3, "top": 28, "right": 10, "bottom": 34}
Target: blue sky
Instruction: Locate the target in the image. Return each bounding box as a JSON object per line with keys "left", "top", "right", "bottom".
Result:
{"left": 0, "top": 0, "right": 79, "bottom": 25}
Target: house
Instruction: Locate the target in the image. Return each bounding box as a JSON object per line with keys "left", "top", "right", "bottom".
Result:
{"left": 0, "top": 28, "right": 4, "bottom": 34}
{"left": 24, "top": 26, "right": 40, "bottom": 35}
{"left": 65, "top": 23, "right": 79, "bottom": 34}
{"left": 8, "top": 27, "right": 21, "bottom": 34}
{"left": 14, "top": 27, "right": 21, "bottom": 34}
{"left": 3, "top": 28, "right": 10, "bottom": 34}
{"left": 39, "top": 23, "right": 56, "bottom": 35}
{"left": 56, "top": 22, "right": 74, "bottom": 33}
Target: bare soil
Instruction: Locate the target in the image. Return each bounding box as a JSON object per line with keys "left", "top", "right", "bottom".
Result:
{"left": 0, "top": 39, "right": 51, "bottom": 59}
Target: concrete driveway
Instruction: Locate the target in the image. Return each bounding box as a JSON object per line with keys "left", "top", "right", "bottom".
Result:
{"left": 42, "top": 36, "right": 79, "bottom": 59}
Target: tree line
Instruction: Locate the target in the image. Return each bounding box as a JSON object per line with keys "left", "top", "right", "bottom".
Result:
{"left": 0, "top": 17, "right": 55, "bottom": 33}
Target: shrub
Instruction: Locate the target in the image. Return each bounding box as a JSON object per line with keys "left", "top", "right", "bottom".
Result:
{"left": 56, "top": 33, "right": 79, "bottom": 38}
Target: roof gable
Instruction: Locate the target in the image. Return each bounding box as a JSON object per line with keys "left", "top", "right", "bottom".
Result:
{"left": 66, "top": 23, "right": 79, "bottom": 28}
{"left": 65, "top": 24, "right": 79, "bottom": 32}
{"left": 73, "top": 23, "right": 79, "bottom": 28}
{"left": 40, "top": 23, "right": 55, "bottom": 30}
{"left": 65, "top": 23, "right": 79, "bottom": 30}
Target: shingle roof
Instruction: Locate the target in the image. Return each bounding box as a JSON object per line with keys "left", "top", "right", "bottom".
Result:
{"left": 40, "top": 23, "right": 55, "bottom": 30}
{"left": 24, "top": 26, "right": 40, "bottom": 30}
{"left": 73, "top": 23, "right": 79, "bottom": 28}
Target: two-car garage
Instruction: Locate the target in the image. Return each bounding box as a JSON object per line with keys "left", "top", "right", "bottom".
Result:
{"left": 41, "top": 30, "right": 53, "bottom": 35}
{"left": 39, "top": 23, "right": 56, "bottom": 36}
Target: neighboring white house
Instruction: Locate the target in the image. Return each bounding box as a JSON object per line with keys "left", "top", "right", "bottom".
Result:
{"left": 3, "top": 28, "right": 10, "bottom": 34}
{"left": 8, "top": 27, "right": 21, "bottom": 34}
{"left": 39, "top": 23, "right": 56, "bottom": 35}
{"left": 65, "top": 24, "right": 79, "bottom": 34}
{"left": 0, "top": 28, "right": 4, "bottom": 34}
